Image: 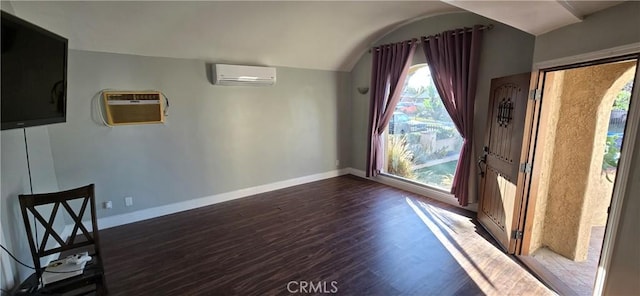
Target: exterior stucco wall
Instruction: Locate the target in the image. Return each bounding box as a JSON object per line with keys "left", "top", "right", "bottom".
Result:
{"left": 539, "top": 61, "right": 635, "bottom": 261}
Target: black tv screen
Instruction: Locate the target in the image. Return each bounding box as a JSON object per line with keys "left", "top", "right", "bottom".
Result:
{"left": 1, "top": 11, "right": 67, "bottom": 130}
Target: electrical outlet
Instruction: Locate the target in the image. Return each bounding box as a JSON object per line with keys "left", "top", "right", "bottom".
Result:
{"left": 125, "top": 197, "right": 133, "bottom": 207}
{"left": 103, "top": 201, "right": 113, "bottom": 209}
{"left": 335, "top": 159, "right": 340, "bottom": 167}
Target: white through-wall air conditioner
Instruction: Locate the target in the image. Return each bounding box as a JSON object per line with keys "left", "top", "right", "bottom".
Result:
{"left": 214, "top": 64, "right": 277, "bottom": 86}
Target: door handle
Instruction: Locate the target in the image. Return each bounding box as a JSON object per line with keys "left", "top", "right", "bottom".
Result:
{"left": 478, "top": 156, "right": 486, "bottom": 178}
{"left": 478, "top": 146, "right": 488, "bottom": 178}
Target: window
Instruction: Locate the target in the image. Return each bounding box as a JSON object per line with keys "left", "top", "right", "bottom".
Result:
{"left": 384, "top": 64, "right": 463, "bottom": 190}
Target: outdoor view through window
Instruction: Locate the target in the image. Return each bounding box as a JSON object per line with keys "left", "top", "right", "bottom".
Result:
{"left": 385, "top": 64, "right": 462, "bottom": 190}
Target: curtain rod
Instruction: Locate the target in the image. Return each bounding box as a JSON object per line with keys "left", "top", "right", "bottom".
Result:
{"left": 368, "top": 24, "right": 493, "bottom": 53}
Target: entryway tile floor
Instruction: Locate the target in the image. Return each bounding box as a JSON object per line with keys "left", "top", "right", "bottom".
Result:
{"left": 531, "top": 226, "right": 605, "bottom": 296}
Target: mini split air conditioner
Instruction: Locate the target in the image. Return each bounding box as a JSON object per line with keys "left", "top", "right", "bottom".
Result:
{"left": 214, "top": 64, "right": 276, "bottom": 86}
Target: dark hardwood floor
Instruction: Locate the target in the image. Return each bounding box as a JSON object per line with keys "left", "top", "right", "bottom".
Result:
{"left": 99, "top": 175, "right": 551, "bottom": 295}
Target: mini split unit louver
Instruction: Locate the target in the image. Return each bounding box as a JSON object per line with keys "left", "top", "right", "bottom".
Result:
{"left": 214, "top": 64, "right": 277, "bottom": 86}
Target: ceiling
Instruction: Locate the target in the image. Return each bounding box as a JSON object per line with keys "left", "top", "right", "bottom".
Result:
{"left": 443, "top": 1, "right": 624, "bottom": 36}
{"left": 5, "top": 1, "right": 625, "bottom": 72}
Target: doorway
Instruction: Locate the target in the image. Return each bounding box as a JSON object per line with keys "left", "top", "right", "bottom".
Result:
{"left": 520, "top": 57, "right": 638, "bottom": 295}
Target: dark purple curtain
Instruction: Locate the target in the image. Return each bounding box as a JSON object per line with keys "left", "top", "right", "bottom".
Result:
{"left": 366, "top": 40, "right": 417, "bottom": 177}
{"left": 421, "top": 26, "right": 483, "bottom": 206}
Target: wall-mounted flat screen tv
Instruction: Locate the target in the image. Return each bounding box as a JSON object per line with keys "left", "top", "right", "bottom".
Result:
{"left": 1, "top": 11, "right": 68, "bottom": 130}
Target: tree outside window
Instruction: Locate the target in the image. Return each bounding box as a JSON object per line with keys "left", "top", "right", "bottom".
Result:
{"left": 385, "top": 64, "right": 462, "bottom": 190}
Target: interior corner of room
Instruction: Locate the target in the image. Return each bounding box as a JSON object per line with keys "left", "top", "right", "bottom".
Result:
{"left": 1, "top": 1, "right": 639, "bottom": 295}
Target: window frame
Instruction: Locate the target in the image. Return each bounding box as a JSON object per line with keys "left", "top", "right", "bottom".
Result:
{"left": 381, "top": 63, "right": 463, "bottom": 192}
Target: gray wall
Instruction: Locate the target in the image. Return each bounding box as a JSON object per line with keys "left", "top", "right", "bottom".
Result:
{"left": 1, "top": 127, "right": 62, "bottom": 287}
{"left": 46, "top": 50, "right": 351, "bottom": 218}
{"left": 532, "top": 2, "right": 640, "bottom": 294}
{"left": 349, "top": 11, "right": 536, "bottom": 181}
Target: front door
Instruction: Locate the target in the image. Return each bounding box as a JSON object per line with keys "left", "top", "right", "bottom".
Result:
{"left": 478, "top": 72, "right": 534, "bottom": 253}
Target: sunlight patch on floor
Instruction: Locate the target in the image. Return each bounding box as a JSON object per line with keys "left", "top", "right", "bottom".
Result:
{"left": 405, "top": 197, "right": 554, "bottom": 295}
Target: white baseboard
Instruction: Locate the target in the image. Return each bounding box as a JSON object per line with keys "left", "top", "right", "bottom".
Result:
{"left": 64, "top": 167, "right": 475, "bottom": 233}
{"left": 88, "top": 168, "right": 350, "bottom": 230}
{"left": 346, "top": 168, "right": 477, "bottom": 212}
{"left": 346, "top": 167, "right": 366, "bottom": 178}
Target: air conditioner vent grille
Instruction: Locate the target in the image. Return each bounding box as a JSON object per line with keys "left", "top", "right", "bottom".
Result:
{"left": 102, "top": 91, "right": 165, "bottom": 125}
